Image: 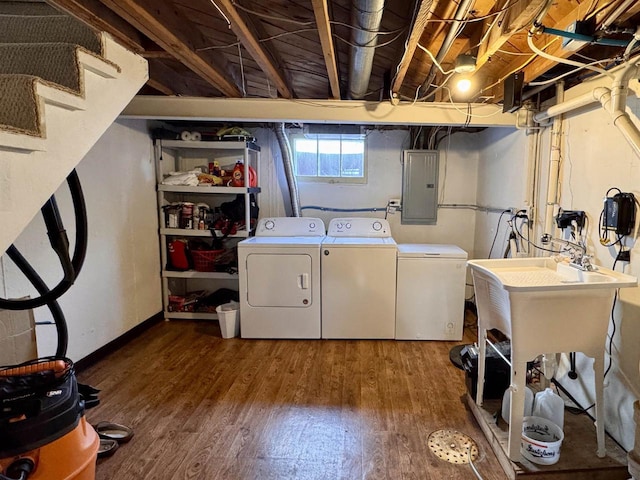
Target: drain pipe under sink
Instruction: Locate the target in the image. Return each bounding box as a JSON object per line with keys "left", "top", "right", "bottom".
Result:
{"left": 274, "top": 123, "right": 301, "bottom": 217}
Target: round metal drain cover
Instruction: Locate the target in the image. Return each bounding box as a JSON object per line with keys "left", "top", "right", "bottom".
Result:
{"left": 427, "top": 429, "right": 479, "bottom": 465}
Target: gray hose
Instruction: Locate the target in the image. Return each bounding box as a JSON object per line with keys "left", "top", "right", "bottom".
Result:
{"left": 274, "top": 123, "right": 301, "bottom": 217}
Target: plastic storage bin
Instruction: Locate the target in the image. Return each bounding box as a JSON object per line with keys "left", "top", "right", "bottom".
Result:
{"left": 521, "top": 416, "right": 564, "bottom": 465}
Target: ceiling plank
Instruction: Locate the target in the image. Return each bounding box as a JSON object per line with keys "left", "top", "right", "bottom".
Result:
{"left": 48, "top": 0, "right": 146, "bottom": 52}
{"left": 391, "top": 0, "right": 438, "bottom": 94}
{"left": 311, "top": 0, "right": 340, "bottom": 99}
{"left": 213, "top": 0, "right": 293, "bottom": 99}
{"left": 142, "top": 50, "right": 174, "bottom": 59}
{"left": 475, "top": 0, "right": 548, "bottom": 71}
{"left": 98, "top": 0, "right": 241, "bottom": 97}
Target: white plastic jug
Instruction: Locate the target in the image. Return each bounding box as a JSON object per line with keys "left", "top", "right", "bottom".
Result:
{"left": 532, "top": 387, "right": 564, "bottom": 431}
{"left": 501, "top": 386, "right": 534, "bottom": 424}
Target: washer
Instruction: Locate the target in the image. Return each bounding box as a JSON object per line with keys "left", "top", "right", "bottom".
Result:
{"left": 395, "top": 244, "right": 468, "bottom": 340}
{"left": 238, "top": 217, "right": 325, "bottom": 339}
{"left": 321, "top": 218, "right": 397, "bottom": 339}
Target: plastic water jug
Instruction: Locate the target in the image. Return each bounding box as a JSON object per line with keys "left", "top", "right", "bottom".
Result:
{"left": 532, "top": 387, "right": 564, "bottom": 430}
{"left": 501, "top": 386, "right": 534, "bottom": 424}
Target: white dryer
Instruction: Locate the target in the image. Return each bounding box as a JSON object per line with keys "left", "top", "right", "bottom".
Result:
{"left": 321, "top": 218, "right": 397, "bottom": 339}
{"left": 238, "top": 217, "right": 325, "bottom": 339}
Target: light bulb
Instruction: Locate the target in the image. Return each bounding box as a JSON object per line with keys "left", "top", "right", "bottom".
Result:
{"left": 457, "top": 78, "right": 471, "bottom": 92}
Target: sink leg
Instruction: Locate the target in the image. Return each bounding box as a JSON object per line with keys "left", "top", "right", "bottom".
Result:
{"left": 594, "top": 355, "right": 606, "bottom": 457}
{"left": 476, "top": 328, "right": 487, "bottom": 407}
{"left": 507, "top": 359, "right": 528, "bottom": 462}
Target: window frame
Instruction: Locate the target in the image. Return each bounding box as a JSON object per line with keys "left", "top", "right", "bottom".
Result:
{"left": 290, "top": 132, "right": 368, "bottom": 184}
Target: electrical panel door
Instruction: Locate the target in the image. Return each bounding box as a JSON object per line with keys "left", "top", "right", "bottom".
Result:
{"left": 402, "top": 150, "right": 439, "bottom": 225}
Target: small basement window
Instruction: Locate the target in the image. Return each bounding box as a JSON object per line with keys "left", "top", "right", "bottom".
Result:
{"left": 292, "top": 133, "right": 367, "bottom": 183}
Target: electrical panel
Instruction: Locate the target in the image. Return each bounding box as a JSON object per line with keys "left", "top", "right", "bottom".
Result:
{"left": 401, "top": 150, "right": 439, "bottom": 225}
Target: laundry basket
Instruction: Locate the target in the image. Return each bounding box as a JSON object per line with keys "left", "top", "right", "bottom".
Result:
{"left": 192, "top": 249, "right": 224, "bottom": 272}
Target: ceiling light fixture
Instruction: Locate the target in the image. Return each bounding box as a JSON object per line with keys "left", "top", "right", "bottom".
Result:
{"left": 454, "top": 54, "right": 477, "bottom": 74}
{"left": 456, "top": 78, "right": 472, "bottom": 92}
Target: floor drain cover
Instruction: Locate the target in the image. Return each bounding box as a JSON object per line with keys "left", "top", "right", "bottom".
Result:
{"left": 427, "top": 429, "right": 479, "bottom": 465}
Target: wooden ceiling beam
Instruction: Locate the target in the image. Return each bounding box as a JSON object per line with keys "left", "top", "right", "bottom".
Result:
{"left": 475, "top": 0, "right": 548, "bottom": 71}
{"left": 98, "top": 0, "right": 241, "bottom": 97}
{"left": 311, "top": 0, "right": 340, "bottom": 99}
{"left": 213, "top": 0, "right": 293, "bottom": 99}
{"left": 48, "top": 0, "right": 146, "bottom": 52}
{"left": 391, "top": 0, "right": 438, "bottom": 95}
{"left": 146, "top": 78, "right": 175, "bottom": 96}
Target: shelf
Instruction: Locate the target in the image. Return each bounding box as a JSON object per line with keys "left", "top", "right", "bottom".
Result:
{"left": 159, "top": 139, "right": 260, "bottom": 151}
{"left": 160, "top": 228, "right": 251, "bottom": 238}
{"left": 162, "top": 270, "right": 238, "bottom": 279}
{"left": 158, "top": 185, "right": 261, "bottom": 194}
{"left": 163, "top": 311, "right": 218, "bottom": 320}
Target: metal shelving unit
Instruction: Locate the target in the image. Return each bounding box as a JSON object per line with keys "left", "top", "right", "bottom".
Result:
{"left": 154, "top": 139, "right": 260, "bottom": 320}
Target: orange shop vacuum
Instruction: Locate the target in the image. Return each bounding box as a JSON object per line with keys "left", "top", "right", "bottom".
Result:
{"left": 0, "top": 170, "right": 99, "bottom": 480}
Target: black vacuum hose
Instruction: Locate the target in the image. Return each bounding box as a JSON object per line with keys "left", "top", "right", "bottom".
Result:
{"left": 0, "top": 170, "right": 87, "bottom": 311}
{"left": 5, "top": 245, "right": 68, "bottom": 357}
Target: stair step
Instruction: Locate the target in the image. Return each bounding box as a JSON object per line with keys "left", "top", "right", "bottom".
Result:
{"left": 0, "top": 15, "right": 102, "bottom": 55}
{"left": 0, "top": 43, "right": 119, "bottom": 95}
{"left": 0, "top": 1, "right": 60, "bottom": 16}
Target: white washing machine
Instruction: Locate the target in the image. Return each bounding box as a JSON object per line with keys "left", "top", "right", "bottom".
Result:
{"left": 238, "top": 217, "right": 325, "bottom": 339}
{"left": 321, "top": 218, "right": 397, "bottom": 339}
{"left": 395, "top": 244, "right": 467, "bottom": 340}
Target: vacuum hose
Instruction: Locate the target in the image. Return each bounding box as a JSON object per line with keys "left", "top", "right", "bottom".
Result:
{"left": 0, "top": 170, "right": 87, "bottom": 311}
{"left": 0, "top": 170, "right": 88, "bottom": 358}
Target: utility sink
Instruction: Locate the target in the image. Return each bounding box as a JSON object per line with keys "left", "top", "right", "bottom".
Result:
{"left": 467, "top": 257, "right": 637, "bottom": 463}
{"left": 468, "top": 257, "right": 633, "bottom": 292}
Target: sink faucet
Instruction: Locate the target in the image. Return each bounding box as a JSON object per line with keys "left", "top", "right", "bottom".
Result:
{"left": 543, "top": 235, "right": 595, "bottom": 271}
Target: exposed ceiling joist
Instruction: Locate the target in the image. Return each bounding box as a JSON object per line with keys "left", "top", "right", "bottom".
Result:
{"left": 391, "top": 0, "right": 437, "bottom": 94}
{"left": 49, "top": 0, "right": 146, "bottom": 52}
{"left": 311, "top": 0, "right": 341, "bottom": 99}
{"left": 146, "top": 78, "right": 175, "bottom": 95}
{"left": 99, "top": 0, "right": 242, "bottom": 97}
{"left": 213, "top": 0, "right": 293, "bottom": 99}
{"left": 475, "top": 0, "right": 548, "bottom": 71}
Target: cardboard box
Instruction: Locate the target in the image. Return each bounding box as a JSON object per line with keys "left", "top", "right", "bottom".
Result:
{"left": 0, "top": 307, "right": 37, "bottom": 366}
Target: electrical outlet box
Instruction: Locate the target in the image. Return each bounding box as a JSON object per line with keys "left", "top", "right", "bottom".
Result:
{"left": 389, "top": 198, "right": 401, "bottom": 208}
{"left": 562, "top": 19, "right": 595, "bottom": 52}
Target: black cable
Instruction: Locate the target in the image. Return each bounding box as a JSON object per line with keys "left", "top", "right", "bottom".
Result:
{"left": 0, "top": 170, "right": 88, "bottom": 310}
{"left": 510, "top": 212, "right": 562, "bottom": 254}
{"left": 488, "top": 210, "right": 511, "bottom": 258}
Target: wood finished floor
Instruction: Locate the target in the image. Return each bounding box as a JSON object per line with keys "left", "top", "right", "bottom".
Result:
{"left": 79, "top": 320, "right": 508, "bottom": 479}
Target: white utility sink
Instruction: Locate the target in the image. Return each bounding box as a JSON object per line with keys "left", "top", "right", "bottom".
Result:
{"left": 468, "top": 257, "right": 637, "bottom": 463}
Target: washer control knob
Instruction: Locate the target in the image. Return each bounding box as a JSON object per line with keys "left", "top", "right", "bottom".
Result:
{"left": 346, "top": 223, "right": 351, "bottom": 229}
{"left": 372, "top": 221, "right": 383, "bottom": 231}
{"left": 309, "top": 222, "right": 316, "bottom": 229}
{"left": 264, "top": 220, "right": 275, "bottom": 230}
{"left": 336, "top": 222, "right": 343, "bottom": 229}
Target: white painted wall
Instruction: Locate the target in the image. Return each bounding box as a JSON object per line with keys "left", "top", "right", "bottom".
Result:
{"left": 255, "top": 127, "right": 481, "bottom": 256}
{"left": 471, "top": 83, "right": 640, "bottom": 449}
{"left": 0, "top": 119, "right": 161, "bottom": 361}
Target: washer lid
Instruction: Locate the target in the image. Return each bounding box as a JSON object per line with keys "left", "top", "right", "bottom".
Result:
{"left": 397, "top": 244, "right": 467, "bottom": 259}
{"left": 322, "top": 236, "right": 397, "bottom": 247}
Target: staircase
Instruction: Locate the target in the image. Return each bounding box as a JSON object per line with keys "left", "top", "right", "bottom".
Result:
{"left": 0, "top": 0, "right": 148, "bottom": 254}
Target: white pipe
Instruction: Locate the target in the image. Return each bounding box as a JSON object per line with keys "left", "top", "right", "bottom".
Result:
{"left": 533, "top": 91, "right": 599, "bottom": 122}
{"left": 543, "top": 82, "right": 564, "bottom": 237}
{"left": 601, "top": 0, "right": 637, "bottom": 31}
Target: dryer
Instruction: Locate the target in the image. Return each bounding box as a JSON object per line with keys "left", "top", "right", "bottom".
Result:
{"left": 321, "top": 218, "right": 397, "bottom": 339}
{"left": 238, "top": 217, "right": 325, "bottom": 339}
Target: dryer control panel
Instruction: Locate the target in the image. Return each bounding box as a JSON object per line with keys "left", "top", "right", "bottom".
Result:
{"left": 255, "top": 217, "right": 325, "bottom": 236}
{"left": 327, "top": 218, "right": 392, "bottom": 237}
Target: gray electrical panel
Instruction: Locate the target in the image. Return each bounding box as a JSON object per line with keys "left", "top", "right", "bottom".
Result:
{"left": 401, "top": 150, "right": 439, "bottom": 225}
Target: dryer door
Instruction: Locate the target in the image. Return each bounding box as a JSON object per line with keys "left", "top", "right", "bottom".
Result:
{"left": 246, "top": 254, "right": 312, "bottom": 307}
